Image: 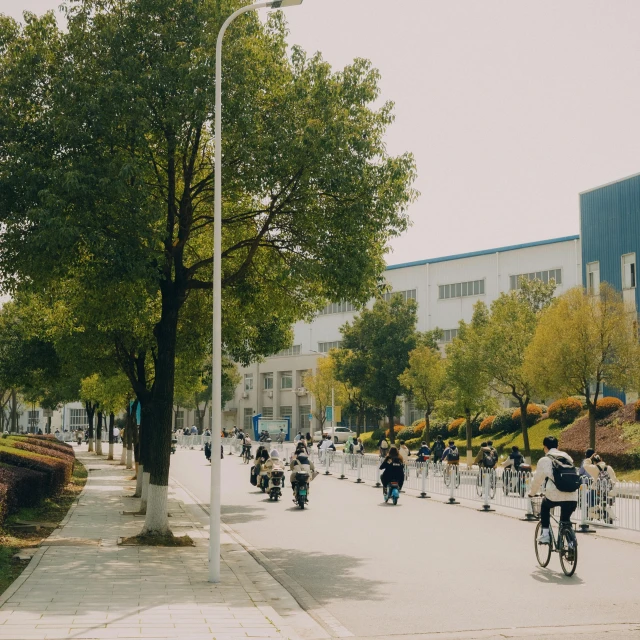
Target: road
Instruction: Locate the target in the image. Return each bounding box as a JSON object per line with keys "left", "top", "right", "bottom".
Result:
{"left": 170, "top": 448, "right": 640, "bottom": 640}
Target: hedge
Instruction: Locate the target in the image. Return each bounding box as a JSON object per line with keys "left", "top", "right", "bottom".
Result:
{"left": 512, "top": 404, "right": 542, "bottom": 428}
{"left": 0, "top": 464, "right": 47, "bottom": 515}
{"left": 595, "top": 397, "right": 624, "bottom": 419}
{"left": 548, "top": 398, "right": 582, "bottom": 425}
{"left": 11, "top": 441, "right": 75, "bottom": 471}
{"left": 397, "top": 427, "right": 415, "bottom": 441}
{"left": 22, "top": 436, "right": 74, "bottom": 456}
{"left": 385, "top": 425, "right": 405, "bottom": 437}
{"left": 479, "top": 416, "right": 495, "bottom": 433}
{"left": 449, "top": 418, "right": 465, "bottom": 434}
{"left": 635, "top": 399, "right": 640, "bottom": 421}
{"left": 492, "top": 410, "right": 517, "bottom": 433}
{"left": 0, "top": 446, "right": 69, "bottom": 495}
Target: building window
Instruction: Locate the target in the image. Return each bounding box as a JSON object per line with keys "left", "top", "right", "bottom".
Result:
{"left": 382, "top": 289, "right": 417, "bottom": 303}
{"left": 299, "top": 404, "right": 311, "bottom": 432}
{"left": 439, "top": 328, "right": 458, "bottom": 343}
{"left": 274, "top": 345, "right": 301, "bottom": 357}
{"left": 587, "top": 261, "right": 600, "bottom": 296}
{"left": 318, "top": 301, "right": 355, "bottom": 316}
{"left": 244, "top": 374, "right": 253, "bottom": 391}
{"left": 280, "top": 406, "right": 293, "bottom": 421}
{"left": 243, "top": 408, "right": 253, "bottom": 430}
{"left": 509, "top": 269, "right": 562, "bottom": 290}
{"left": 262, "top": 407, "right": 273, "bottom": 419}
{"left": 622, "top": 253, "right": 636, "bottom": 290}
{"left": 175, "top": 410, "right": 184, "bottom": 430}
{"left": 280, "top": 371, "right": 293, "bottom": 389}
{"left": 263, "top": 373, "right": 273, "bottom": 390}
{"left": 69, "top": 408, "right": 88, "bottom": 429}
{"left": 407, "top": 402, "right": 421, "bottom": 425}
{"left": 318, "top": 341, "right": 342, "bottom": 353}
{"left": 28, "top": 410, "right": 40, "bottom": 431}
{"left": 438, "top": 279, "right": 484, "bottom": 300}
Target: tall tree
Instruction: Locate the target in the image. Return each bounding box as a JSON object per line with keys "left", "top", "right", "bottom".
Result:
{"left": 303, "top": 355, "right": 347, "bottom": 435}
{"left": 479, "top": 278, "right": 556, "bottom": 460}
{"left": 0, "top": 3, "right": 416, "bottom": 535}
{"left": 524, "top": 284, "right": 640, "bottom": 449}
{"left": 399, "top": 345, "right": 445, "bottom": 446}
{"left": 339, "top": 296, "right": 418, "bottom": 444}
{"left": 445, "top": 304, "right": 494, "bottom": 465}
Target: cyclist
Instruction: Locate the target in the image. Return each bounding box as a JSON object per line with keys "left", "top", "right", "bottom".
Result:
{"left": 442, "top": 440, "right": 460, "bottom": 466}
{"left": 474, "top": 442, "right": 497, "bottom": 469}
{"left": 378, "top": 435, "right": 390, "bottom": 459}
{"left": 502, "top": 445, "right": 524, "bottom": 471}
{"left": 432, "top": 436, "right": 445, "bottom": 465}
{"left": 416, "top": 441, "right": 431, "bottom": 463}
{"left": 242, "top": 434, "right": 252, "bottom": 462}
{"left": 528, "top": 436, "right": 579, "bottom": 544}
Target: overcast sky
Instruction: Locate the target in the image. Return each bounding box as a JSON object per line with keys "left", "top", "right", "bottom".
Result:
{"left": 4, "top": 0, "right": 640, "bottom": 266}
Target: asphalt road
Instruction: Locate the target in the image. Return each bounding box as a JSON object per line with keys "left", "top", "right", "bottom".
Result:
{"left": 170, "top": 448, "right": 640, "bottom": 640}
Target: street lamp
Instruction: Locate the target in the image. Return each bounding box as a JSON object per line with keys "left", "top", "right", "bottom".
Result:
{"left": 210, "top": 0, "right": 304, "bottom": 584}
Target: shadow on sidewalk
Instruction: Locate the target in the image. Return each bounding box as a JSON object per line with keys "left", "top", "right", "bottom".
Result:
{"left": 221, "top": 504, "right": 266, "bottom": 525}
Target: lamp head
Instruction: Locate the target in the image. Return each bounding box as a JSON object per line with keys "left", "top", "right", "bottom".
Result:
{"left": 268, "top": 0, "right": 303, "bottom": 7}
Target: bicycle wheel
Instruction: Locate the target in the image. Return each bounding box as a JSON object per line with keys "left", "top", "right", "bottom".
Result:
{"left": 454, "top": 467, "right": 460, "bottom": 488}
{"left": 559, "top": 528, "right": 578, "bottom": 577}
{"left": 476, "top": 470, "right": 483, "bottom": 496}
{"left": 489, "top": 472, "right": 496, "bottom": 499}
{"left": 443, "top": 468, "right": 451, "bottom": 487}
{"left": 534, "top": 522, "right": 552, "bottom": 568}
{"left": 502, "top": 470, "right": 511, "bottom": 496}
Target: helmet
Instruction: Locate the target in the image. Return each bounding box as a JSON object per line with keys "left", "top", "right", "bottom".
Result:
{"left": 270, "top": 449, "right": 280, "bottom": 458}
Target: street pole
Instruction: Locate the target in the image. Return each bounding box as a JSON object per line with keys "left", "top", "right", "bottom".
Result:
{"left": 210, "top": 0, "right": 304, "bottom": 585}
{"left": 331, "top": 386, "right": 335, "bottom": 439}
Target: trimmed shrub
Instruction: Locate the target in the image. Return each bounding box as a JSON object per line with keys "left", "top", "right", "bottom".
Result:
{"left": 548, "top": 398, "right": 582, "bottom": 425}
{"left": 538, "top": 404, "right": 548, "bottom": 414}
{"left": 0, "top": 446, "right": 69, "bottom": 495}
{"left": 370, "top": 428, "right": 385, "bottom": 442}
{"left": 570, "top": 395, "right": 588, "bottom": 409}
{"left": 595, "top": 397, "right": 624, "bottom": 419}
{"left": 492, "top": 409, "right": 517, "bottom": 433}
{"left": 385, "top": 425, "right": 404, "bottom": 438}
{"left": 404, "top": 437, "right": 422, "bottom": 451}
{"left": 22, "top": 436, "right": 74, "bottom": 456}
{"left": 457, "top": 417, "right": 481, "bottom": 440}
{"left": 479, "top": 415, "right": 496, "bottom": 433}
{"left": 448, "top": 418, "right": 464, "bottom": 434}
{"left": 412, "top": 420, "right": 426, "bottom": 436}
{"left": 0, "top": 464, "right": 47, "bottom": 513}
{"left": 512, "top": 404, "right": 543, "bottom": 428}
{"left": 397, "top": 427, "right": 415, "bottom": 441}
{"left": 635, "top": 399, "right": 640, "bottom": 421}
{"left": 429, "top": 421, "right": 449, "bottom": 440}
{"left": 11, "top": 441, "right": 74, "bottom": 468}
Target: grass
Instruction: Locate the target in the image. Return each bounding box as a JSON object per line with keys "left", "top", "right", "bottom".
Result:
{"left": 0, "top": 460, "right": 87, "bottom": 595}
{"left": 119, "top": 534, "right": 194, "bottom": 547}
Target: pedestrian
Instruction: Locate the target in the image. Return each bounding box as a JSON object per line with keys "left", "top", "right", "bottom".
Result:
{"left": 190, "top": 424, "right": 198, "bottom": 435}
{"left": 378, "top": 434, "right": 389, "bottom": 459}
{"left": 277, "top": 429, "right": 285, "bottom": 444}
{"left": 76, "top": 429, "right": 83, "bottom": 446}
{"left": 294, "top": 431, "right": 302, "bottom": 443}
{"left": 113, "top": 426, "right": 120, "bottom": 443}
{"left": 579, "top": 448, "right": 595, "bottom": 481}
{"left": 354, "top": 438, "right": 365, "bottom": 455}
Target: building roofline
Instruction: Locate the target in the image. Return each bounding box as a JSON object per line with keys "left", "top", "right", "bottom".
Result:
{"left": 579, "top": 171, "right": 640, "bottom": 196}
{"left": 386, "top": 235, "right": 580, "bottom": 271}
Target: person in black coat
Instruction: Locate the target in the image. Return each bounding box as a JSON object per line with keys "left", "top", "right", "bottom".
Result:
{"left": 379, "top": 446, "right": 405, "bottom": 491}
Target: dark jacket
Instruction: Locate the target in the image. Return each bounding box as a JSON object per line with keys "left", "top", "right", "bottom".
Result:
{"left": 379, "top": 457, "right": 405, "bottom": 484}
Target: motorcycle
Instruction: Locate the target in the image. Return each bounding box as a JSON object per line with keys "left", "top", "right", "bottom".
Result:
{"left": 384, "top": 481, "right": 400, "bottom": 505}
{"left": 259, "top": 430, "right": 272, "bottom": 443}
{"left": 294, "top": 472, "right": 310, "bottom": 509}
{"left": 268, "top": 469, "right": 285, "bottom": 501}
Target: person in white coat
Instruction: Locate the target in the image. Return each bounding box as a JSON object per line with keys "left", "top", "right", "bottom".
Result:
{"left": 528, "top": 436, "right": 578, "bottom": 544}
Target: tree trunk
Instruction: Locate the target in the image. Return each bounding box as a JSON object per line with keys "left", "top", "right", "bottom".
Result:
{"left": 86, "top": 402, "right": 95, "bottom": 453}
{"left": 519, "top": 399, "right": 531, "bottom": 462}
{"left": 141, "top": 301, "right": 179, "bottom": 537}
{"left": 588, "top": 403, "right": 597, "bottom": 450}
{"left": 465, "top": 408, "right": 473, "bottom": 467}
{"left": 357, "top": 407, "right": 365, "bottom": 437}
{"left": 108, "top": 412, "right": 114, "bottom": 460}
{"left": 10, "top": 390, "right": 17, "bottom": 433}
{"left": 96, "top": 411, "right": 103, "bottom": 456}
{"left": 138, "top": 402, "right": 153, "bottom": 513}
{"left": 424, "top": 409, "right": 431, "bottom": 446}
{"left": 388, "top": 404, "right": 396, "bottom": 445}
{"left": 46, "top": 416, "right": 52, "bottom": 434}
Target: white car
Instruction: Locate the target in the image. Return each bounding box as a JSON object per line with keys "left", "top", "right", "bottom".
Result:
{"left": 313, "top": 427, "right": 356, "bottom": 444}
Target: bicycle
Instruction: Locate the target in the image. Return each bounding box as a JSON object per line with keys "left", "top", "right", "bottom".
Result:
{"left": 242, "top": 446, "right": 252, "bottom": 464}
{"left": 476, "top": 467, "right": 496, "bottom": 498}
{"left": 530, "top": 496, "right": 578, "bottom": 577}
{"left": 502, "top": 467, "right": 528, "bottom": 497}
{"left": 443, "top": 463, "right": 460, "bottom": 488}
{"left": 415, "top": 458, "right": 429, "bottom": 478}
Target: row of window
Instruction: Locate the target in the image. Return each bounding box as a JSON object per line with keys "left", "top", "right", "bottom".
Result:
{"left": 273, "top": 345, "right": 301, "bottom": 357}
{"left": 243, "top": 405, "right": 312, "bottom": 430}
{"left": 382, "top": 289, "right": 417, "bottom": 302}
{"left": 509, "top": 269, "right": 562, "bottom": 290}
{"left": 439, "top": 279, "right": 485, "bottom": 300}
{"left": 246, "top": 371, "right": 297, "bottom": 391}
{"left": 439, "top": 328, "right": 458, "bottom": 343}
{"left": 318, "top": 341, "right": 342, "bottom": 353}
{"left": 318, "top": 301, "right": 356, "bottom": 315}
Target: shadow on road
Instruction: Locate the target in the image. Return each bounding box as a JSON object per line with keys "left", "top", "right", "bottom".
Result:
{"left": 259, "top": 547, "right": 385, "bottom": 604}
{"left": 221, "top": 504, "right": 266, "bottom": 525}
{"left": 530, "top": 568, "right": 584, "bottom": 585}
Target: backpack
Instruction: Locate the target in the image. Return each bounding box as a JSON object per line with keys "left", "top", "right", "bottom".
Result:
{"left": 447, "top": 446, "right": 459, "bottom": 462}
{"left": 345, "top": 441, "right": 353, "bottom": 454}
{"left": 433, "top": 441, "right": 445, "bottom": 457}
{"left": 597, "top": 464, "right": 614, "bottom": 491}
{"left": 549, "top": 455, "right": 581, "bottom": 493}
{"left": 482, "top": 450, "right": 497, "bottom": 468}
{"left": 512, "top": 453, "right": 524, "bottom": 470}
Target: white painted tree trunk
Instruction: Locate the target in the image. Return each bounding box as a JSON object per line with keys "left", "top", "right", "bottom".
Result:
{"left": 96, "top": 438, "right": 103, "bottom": 456}
{"left": 141, "top": 484, "right": 170, "bottom": 536}
{"left": 108, "top": 442, "right": 114, "bottom": 460}
{"left": 120, "top": 442, "right": 126, "bottom": 465}
{"left": 126, "top": 445, "right": 133, "bottom": 469}
{"left": 88, "top": 437, "right": 94, "bottom": 453}
{"left": 139, "top": 471, "right": 150, "bottom": 513}
{"left": 134, "top": 464, "right": 144, "bottom": 498}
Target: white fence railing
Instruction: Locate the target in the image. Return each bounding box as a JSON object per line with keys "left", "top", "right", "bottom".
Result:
{"left": 281, "top": 447, "right": 640, "bottom": 534}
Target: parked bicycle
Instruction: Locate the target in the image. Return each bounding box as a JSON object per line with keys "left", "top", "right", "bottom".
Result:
{"left": 531, "top": 496, "right": 578, "bottom": 577}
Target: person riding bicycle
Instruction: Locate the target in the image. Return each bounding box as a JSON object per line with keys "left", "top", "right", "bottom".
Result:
{"left": 474, "top": 442, "right": 497, "bottom": 469}
{"left": 442, "top": 440, "right": 460, "bottom": 465}
{"left": 378, "top": 436, "right": 390, "bottom": 459}
{"left": 502, "top": 445, "right": 524, "bottom": 471}
{"left": 432, "top": 436, "right": 445, "bottom": 464}
{"left": 398, "top": 441, "right": 410, "bottom": 461}
{"left": 379, "top": 446, "right": 405, "bottom": 493}
{"left": 242, "top": 435, "right": 252, "bottom": 461}
{"left": 416, "top": 441, "right": 431, "bottom": 463}
{"left": 528, "top": 436, "right": 579, "bottom": 545}
{"left": 583, "top": 453, "right": 618, "bottom": 524}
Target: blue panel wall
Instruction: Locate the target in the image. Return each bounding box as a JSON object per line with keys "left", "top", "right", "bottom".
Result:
{"left": 580, "top": 173, "right": 640, "bottom": 312}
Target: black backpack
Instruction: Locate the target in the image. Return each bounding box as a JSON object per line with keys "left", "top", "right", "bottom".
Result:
{"left": 483, "top": 450, "right": 497, "bottom": 468}
{"left": 433, "top": 441, "right": 445, "bottom": 457}
{"left": 447, "top": 446, "right": 459, "bottom": 462}
{"left": 549, "top": 455, "right": 581, "bottom": 492}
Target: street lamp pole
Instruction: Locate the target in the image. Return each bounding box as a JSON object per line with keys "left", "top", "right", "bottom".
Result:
{"left": 210, "top": 0, "right": 304, "bottom": 584}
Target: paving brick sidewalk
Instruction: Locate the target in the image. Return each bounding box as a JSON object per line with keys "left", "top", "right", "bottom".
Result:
{"left": 0, "top": 451, "right": 325, "bottom": 640}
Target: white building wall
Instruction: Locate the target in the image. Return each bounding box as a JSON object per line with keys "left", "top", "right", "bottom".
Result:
{"left": 227, "top": 236, "right": 582, "bottom": 433}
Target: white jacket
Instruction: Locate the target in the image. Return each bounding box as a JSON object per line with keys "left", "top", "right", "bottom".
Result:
{"left": 529, "top": 449, "right": 578, "bottom": 502}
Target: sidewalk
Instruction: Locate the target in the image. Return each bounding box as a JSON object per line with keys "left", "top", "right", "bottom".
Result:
{"left": 0, "top": 450, "right": 327, "bottom": 640}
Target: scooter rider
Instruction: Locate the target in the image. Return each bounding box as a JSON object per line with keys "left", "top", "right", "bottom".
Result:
{"left": 416, "top": 441, "right": 431, "bottom": 462}
{"left": 379, "top": 446, "right": 405, "bottom": 494}
{"left": 290, "top": 451, "right": 315, "bottom": 499}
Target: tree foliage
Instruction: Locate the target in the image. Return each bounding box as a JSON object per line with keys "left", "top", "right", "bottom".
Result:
{"left": 303, "top": 355, "right": 347, "bottom": 432}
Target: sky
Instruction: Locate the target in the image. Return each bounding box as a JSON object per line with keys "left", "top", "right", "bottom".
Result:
{"left": 4, "top": 0, "right": 640, "bottom": 266}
